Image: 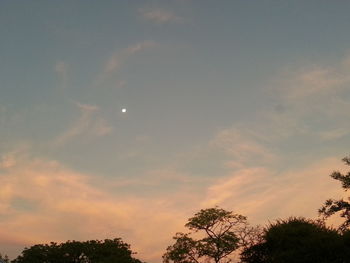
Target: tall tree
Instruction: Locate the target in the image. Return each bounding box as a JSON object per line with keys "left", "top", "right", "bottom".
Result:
{"left": 163, "top": 207, "right": 261, "bottom": 263}
{"left": 319, "top": 156, "right": 350, "bottom": 232}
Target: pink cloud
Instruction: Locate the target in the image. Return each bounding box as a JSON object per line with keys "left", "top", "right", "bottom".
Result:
{"left": 202, "top": 157, "right": 345, "bottom": 225}
{"left": 1, "top": 122, "right": 347, "bottom": 262}
{"left": 0, "top": 154, "right": 197, "bottom": 262}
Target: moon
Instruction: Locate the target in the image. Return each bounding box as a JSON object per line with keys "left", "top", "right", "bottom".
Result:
{"left": 121, "top": 108, "right": 127, "bottom": 113}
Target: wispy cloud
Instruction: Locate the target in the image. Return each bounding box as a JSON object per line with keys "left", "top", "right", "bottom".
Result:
{"left": 193, "top": 55, "right": 350, "bottom": 225}
{"left": 3, "top": 52, "right": 350, "bottom": 263}
{"left": 0, "top": 151, "right": 199, "bottom": 262}
{"left": 55, "top": 61, "right": 69, "bottom": 89}
{"left": 281, "top": 67, "right": 349, "bottom": 100}
{"left": 274, "top": 55, "right": 350, "bottom": 102}
{"left": 139, "top": 8, "right": 184, "bottom": 24}
{"left": 53, "top": 102, "right": 112, "bottom": 146}
{"left": 209, "top": 127, "right": 277, "bottom": 169}
{"left": 104, "top": 41, "right": 156, "bottom": 74}
{"left": 0, "top": 120, "right": 347, "bottom": 262}
{"left": 318, "top": 128, "right": 349, "bottom": 141}
{"left": 264, "top": 54, "right": 350, "bottom": 143}
{"left": 0, "top": 153, "right": 16, "bottom": 169}
{"left": 202, "top": 157, "right": 344, "bottom": 224}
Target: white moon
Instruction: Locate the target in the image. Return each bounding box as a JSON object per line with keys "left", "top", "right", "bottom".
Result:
{"left": 122, "top": 108, "right": 127, "bottom": 113}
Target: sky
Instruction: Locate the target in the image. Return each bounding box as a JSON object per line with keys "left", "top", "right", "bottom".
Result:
{"left": 1, "top": 0, "right": 350, "bottom": 261}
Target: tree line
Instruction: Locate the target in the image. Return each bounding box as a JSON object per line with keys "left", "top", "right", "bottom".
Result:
{"left": 2, "top": 156, "right": 350, "bottom": 262}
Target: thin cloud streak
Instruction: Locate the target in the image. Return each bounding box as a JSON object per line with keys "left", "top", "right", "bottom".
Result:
{"left": 55, "top": 61, "right": 69, "bottom": 90}
{"left": 53, "top": 102, "right": 112, "bottom": 147}
{"left": 104, "top": 41, "right": 156, "bottom": 74}
{"left": 139, "top": 8, "right": 184, "bottom": 24}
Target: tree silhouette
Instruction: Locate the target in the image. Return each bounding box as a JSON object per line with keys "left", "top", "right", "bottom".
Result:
{"left": 319, "top": 156, "right": 350, "bottom": 232}
{"left": 163, "top": 207, "right": 261, "bottom": 263}
{"left": 12, "top": 238, "right": 143, "bottom": 263}
{"left": 0, "top": 253, "right": 10, "bottom": 263}
{"left": 240, "top": 217, "right": 348, "bottom": 263}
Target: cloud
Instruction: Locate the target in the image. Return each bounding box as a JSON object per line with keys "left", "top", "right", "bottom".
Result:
{"left": 148, "top": 52, "right": 350, "bottom": 242}
{"left": 209, "top": 127, "right": 277, "bottom": 169}
{"left": 53, "top": 102, "right": 112, "bottom": 146}
{"left": 104, "top": 41, "right": 156, "bottom": 74}
{"left": 318, "top": 128, "right": 349, "bottom": 141}
{"left": 274, "top": 56, "right": 350, "bottom": 102}
{"left": 191, "top": 54, "right": 350, "bottom": 230}
{"left": 55, "top": 61, "right": 68, "bottom": 76}
{"left": 76, "top": 102, "right": 99, "bottom": 112}
{"left": 288, "top": 68, "right": 347, "bottom": 99}
{"left": 139, "top": 8, "right": 184, "bottom": 24}
{"left": 0, "top": 150, "right": 204, "bottom": 262}
{"left": 0, "top": 153, "right": 16, "bottom": 169}
{"left": 55, "top": 61, "right": 69, "bottom": 89}
{"left": 240, "top": 54, "right": 350, "bottom": 146}
{"left": 1, "top": 122, "right": 347, "bottom": 263}
{"left": 202, "top": 157, "right": 344, "bottom": 225}
{"left": 124, "top": 41, "right": 156, "bottom": 55}
{"left": 3, "top": 53, "right": 350, "bottom": 262}
{"left": 91, "top": 119, "right": 113, "bottom": 136}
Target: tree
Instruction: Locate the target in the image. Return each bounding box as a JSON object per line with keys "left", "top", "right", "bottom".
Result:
{"left": 0, "top": 253, "right": 10, "bottom": 263}
{"left": 319, "top": 156, "right": 350, "bottom": 232}
{"left": 163, "top": 207, "right": 261, "bottom": 263}
{"left": 12, "top": 238, "right": 143, "bottom": 263}
{"left": 240, "top": 217, "right": 348, "bottom": 263}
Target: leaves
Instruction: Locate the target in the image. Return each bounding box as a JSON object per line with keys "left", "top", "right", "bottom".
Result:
{"left": 240, "top": 217, "right": 348, "bottom": 263}
{"left": 12, "top": 238, "right": 143, "bottom": 263}
{"left": 319, "top": 156, "right": 350, "bottom": 232}
{"left": 163, "top": 207, "right": 261, "bottom": 263}
{"left": 0, "top": 253, "right": 10, "bottom": 263}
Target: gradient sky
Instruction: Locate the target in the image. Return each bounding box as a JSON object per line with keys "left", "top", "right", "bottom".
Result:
{"left": 1, "top": 1, "right": 350, "bottom": 262}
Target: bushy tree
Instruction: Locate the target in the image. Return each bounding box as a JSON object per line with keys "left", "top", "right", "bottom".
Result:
{"left": 12, "top": 238, "right": 143, "bottom": 263}
{"left": 163, "top": 207, "right": 261, "bottom": 263}
{"left": 240, "top": 217, "right": 349, "bottom": 263}
{"left": 319, "top": 156, "right": 350, "bottom": 232}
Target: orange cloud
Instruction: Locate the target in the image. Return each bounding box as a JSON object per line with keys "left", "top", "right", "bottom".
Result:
{"left": 202, "top": 157, "right": 345, "bottom": 225}
{"left": 0, "top": 153, "right": 196, "bottom": 262}
{"left": 0, "top": 121, "right": 347, "bottom": 262}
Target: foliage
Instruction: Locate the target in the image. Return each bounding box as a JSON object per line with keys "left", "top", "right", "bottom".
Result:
{"left": 319, "top": 156, "right": 350, "bottom": 232}
{"left": 0, "top": 253, "right": 10, "bottom": 263}
{"left": 240, "top": 217, "right": 349, "bottom": 263}
{"left": 12, "top": 238, "right": 143, "bottom": 263}
{"left": 163, "top": 207, "right": 261, "bottom": 263}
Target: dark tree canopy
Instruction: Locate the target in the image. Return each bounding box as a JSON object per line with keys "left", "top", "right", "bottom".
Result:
{"left": 12, "top": 238, "right": 143, "bottom": 263}
{"left": 240, "top": 217, "right": 349, "bottom": 263}
{"left": 0, "top": 253, "right": 10, "bottom": 263}
{"left": 319, "top": 156, "right": 350, "bottom": 232}
{"left": 163, "top": 207, "right": 261, "bottom": 263}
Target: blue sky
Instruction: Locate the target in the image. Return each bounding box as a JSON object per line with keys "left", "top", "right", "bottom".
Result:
{"left": 1, "top": 1, "right": 350, "bottom": 262}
